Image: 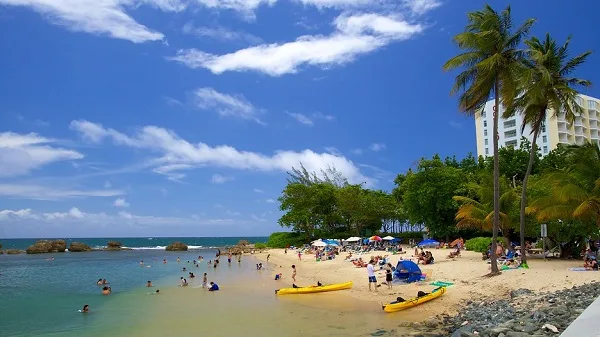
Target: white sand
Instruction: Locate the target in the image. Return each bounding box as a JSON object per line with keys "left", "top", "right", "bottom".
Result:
{"left": 256, "top": 247, "right": 598, "bottom": 319}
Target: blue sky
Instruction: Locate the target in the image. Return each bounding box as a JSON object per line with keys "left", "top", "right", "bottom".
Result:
{"left": 1, "top": 0, "right": 599, "bottom": 238}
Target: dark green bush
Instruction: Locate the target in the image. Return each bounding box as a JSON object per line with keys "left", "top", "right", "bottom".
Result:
{"left": 465, "top": 237, "right": 503, "bottom": 252}
{"left": 266, "top": 232, "right": 305, "bottom": 248}
{"left": 254, "top": 243, "right": 267, "bottom": 249}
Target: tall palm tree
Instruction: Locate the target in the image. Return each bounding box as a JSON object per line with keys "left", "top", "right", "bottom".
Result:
{"left": 506, "top": 34, "right": 592, "bottom": 266}
{"left": 444, "top": 5, "right": 535, "bottom": 274}
{"left": 531, "top": 143, "right": 600, "bottom": 226}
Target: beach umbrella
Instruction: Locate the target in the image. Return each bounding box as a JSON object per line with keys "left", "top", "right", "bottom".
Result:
{"left": 369, "top": 236, "right": 382, "bottom": 241}
{"left": 382, "top": 236, "right": 395, "bottom": 241}
{"left": 417, "top": 239, "right": 440, "bottom": 247}
{"left": 312, "top": 241, "right": 327, "bottom": 247}
{"left": 449, "top": 238, "right": 463, "bottom": 247}
{"left": 346, "top": 237, "right": 361, "bottom": 242}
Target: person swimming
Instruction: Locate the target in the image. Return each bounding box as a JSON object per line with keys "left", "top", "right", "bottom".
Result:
{"left": 180, "top": 277, "right": 188, "bottom": 287}
{"left": 177, "top": 257, "right": 180, "bottom": 263}
{"left": 102, "top": 286, "right": 111, "bottom": 295}
{"left": 189, "top": 272, "right": 195, "bottom": 279}
{"left": 96, "top": 279, "right": 103, "bottom": 285}
{"left": 163, "top": 259, "right": 167, "bottom": 264}
{"left": 140, "top": 260, "right": 144, "bottom": 267}
{"left": 182, "top": 267, "right": 187, "bottom": 272}
{"left": 147, "top": 280, "right": 153, "bottom": 287}
{"left": 81, "top": 304, "right": 89, "bottom": 313}
{"left": 208, "top": 282, "right": 219, "bottom": 291}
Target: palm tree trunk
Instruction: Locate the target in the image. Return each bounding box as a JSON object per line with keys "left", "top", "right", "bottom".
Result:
{"left": 490, "top": 80, "right": 500, "bottom": 274}
{"left": 519, "top": 115, "right": 543, "bottom": 266}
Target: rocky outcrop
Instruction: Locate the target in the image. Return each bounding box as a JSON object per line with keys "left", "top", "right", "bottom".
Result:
{"left": 165, "top": 241, "right": 188, "bottom": 251}
{"left": 68, "top": 242, "right": 92, "bottom": 252}
{"left": 51, "top": 240, "right": 67, "bottom": 252}
{"left": 26, "top": 240, "right": 54, "bottom": 254}
{"left": 6, "top": 249, "right": 24, "bottom": 254}
{"left": 106, "top": 241, "right": 123, "bottom": 250}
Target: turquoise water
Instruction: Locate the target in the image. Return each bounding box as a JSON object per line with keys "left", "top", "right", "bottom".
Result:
{"left": 0, "top": 236, "right": 267, "bottom": 250}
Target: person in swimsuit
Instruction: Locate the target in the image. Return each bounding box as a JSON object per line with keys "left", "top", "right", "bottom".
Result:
{"left": 96, "top": 279, "right": 103, "bottom": 285}
{"left": 147, "top": 280, "right": 153, "bottom": 287}
{"left": 385, "top": 263, "right": 393, "bottom": 289}
{"left": 102, "top": 286, "right": 111, "bottom": 295}
{"left": 228, "top": 253, "right": 232, "bottom": 264}
{"left": 82, "top": 305, "right": 89, "bottom": 313}
{"left": 202, "top": 273, "right": 208, "bottom": 288}
{"left": 291, "top": 265, "right": 297, "bottom": 282}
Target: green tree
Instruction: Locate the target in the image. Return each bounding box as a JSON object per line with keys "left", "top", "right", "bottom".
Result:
{"left": 444, "top": 4, "right": 535, "bottom": 274}
{"left": 395, "top": 155, "right": 467, "bottom": 240}
{"left": 538, "top": 145, "right": 569, "bottom": 172}
{"left": 507, "top": 34, "right": 592, "bottom": 263}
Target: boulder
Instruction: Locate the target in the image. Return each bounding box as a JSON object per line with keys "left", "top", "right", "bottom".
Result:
{"left": 51, "top": 240, "right": 67, "bottom": 252}
{"left": 165, "top": 241, "right": 188, "bottom": 251}
{"left": 106, "top": 241, "right": 123, "bottom": 250}
{"left": 69, "top": 242, "right": 92, "bottom": 252}
{"left": 6, "top": 249, "right": 24, "bottom": 255}
{"left": 238, "top": 239, "right": 250, "bottom": 246}
{"left": 26, "top": 240, "right": 54, "bottom": 254}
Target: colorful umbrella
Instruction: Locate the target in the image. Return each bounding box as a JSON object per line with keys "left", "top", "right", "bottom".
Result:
{"left": 382, "top": 236, "right": 395, "bottom": 241}
{"left": 369, "top": 236, "right": 382, "bottom": 241}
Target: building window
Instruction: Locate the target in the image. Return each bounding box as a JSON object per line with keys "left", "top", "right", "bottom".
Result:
{"left": 542, "top": 135, "right": 547, "bottom": 143}
{"left": 505, "top": 130, "right": 517, "bottom": 138}
{"left": 485, "top": 139, "right": 488, "bottom": 145}
{"left": 576, "top": 96, "right": 583, "bottom": 106}
{"left": 541, "top": 124, "right": 546, "bottom": 132}
{"left": 503, "top": 119, "right": 516, "bottom": 128}
{"left": 588, "top": 100, "right": 597, "bottom": 110}
{"left": 485, "top": 148, "right": 489, "bottom": 155}
{"left": 484, "top": 129, "right": 488, "bottom": 136}
{"left": 482, "top": 111, "right": 486, "bottom": 118}
{"left": 505, "top": 140, "right": 518, "bottom": 147}
{"left": 484, "top": 121, "right": 487, "bottom": 127}
{"left": 543, "top": 146, "right": 548, "bottom": 154}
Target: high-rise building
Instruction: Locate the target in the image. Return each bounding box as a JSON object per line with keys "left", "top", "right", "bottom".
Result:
{"left": 475, "top": 94, "right": 600, "bottom": 157}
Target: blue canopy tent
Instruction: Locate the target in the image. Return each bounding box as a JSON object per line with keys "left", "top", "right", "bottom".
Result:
{"left": 417, "top": 239, "right": 440, "bottom": 247}
{"left": 394, "top": 260, "right": 422, "bottom": 283}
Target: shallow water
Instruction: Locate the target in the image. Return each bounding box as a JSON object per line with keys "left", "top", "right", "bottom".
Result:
{"left": 0, "top": 250, "right": 426, "bottom": 337}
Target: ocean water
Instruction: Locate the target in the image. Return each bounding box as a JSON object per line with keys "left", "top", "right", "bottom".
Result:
{"left": 0, "top": 236, "right": 267, "bottom": 250}
{"left": 0, "top": 238, "right": 426, "bottom": 337}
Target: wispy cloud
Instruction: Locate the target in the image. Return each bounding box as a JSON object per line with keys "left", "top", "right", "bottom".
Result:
{"left": 0, "top": 183, "right": 124, "bottom": 200}
{"left": 193, "top": 87, "right": 265, "bottom": 125}
{"left": 169, "top": 12, "right": 424, "bottom": 76}
{"left": 351, "top": 148, "right": 363, "bottom": 155}
{"left": 211, "top": 174, "right": 234, "bottom": 184}
{"left": 286, "top": 111, "right": 335, "bottom": 126}
{"left": 70, "top": 120, "right": 372, "bottom": 185}
{"left": 163, "top": 96, "right": 184, "bottom": 107}
{"left": 0, "top": 0, "right": 171, "bottom": 43}
{"left": 182, "top": 22, "right": 262, "bottom": 44}
{"left": 0, "top": 131, "right": 83, "bottom": 177}
{"left": 266, "top": 198, "right": 276, "bottom": 203}
{"left": 113, "top": 197, "right": 130, "bottom": 207}
{"left": 369, "top": 143, "right": 386, "bottom": 152}
{"left": 253, "top": 188, "right": 265, "bottom": 193}
{"left": 402, "top": 0, "right": 442, "bottom": 15}
{"left": 153, "top": 164, "right": 195, "bottom": 182}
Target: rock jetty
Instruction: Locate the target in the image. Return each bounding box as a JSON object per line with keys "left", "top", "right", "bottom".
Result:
{"left": 68, "top": 242, "right": 92, "bottom": 252}
{"left": 26, "top": 240, "right": 67, "bottom": 254}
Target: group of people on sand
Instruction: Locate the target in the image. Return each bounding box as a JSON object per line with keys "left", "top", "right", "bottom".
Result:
{"left": 416, "top": 249, "right": 434, "bottom": 265}
{"left": 584, "top": 248, "right": 599, "bottom": 270}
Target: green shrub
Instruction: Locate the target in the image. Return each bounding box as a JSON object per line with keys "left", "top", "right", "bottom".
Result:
{"left": 266, "top": 232, "right": 305, "bottom": 248}
{"left": 465, "top": 237, "right": 503, "bottom": 253}
{"left": 254, "top": 243, "right": 267, "bottom": 249}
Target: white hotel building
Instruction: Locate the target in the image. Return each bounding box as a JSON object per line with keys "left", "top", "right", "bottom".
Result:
{"left": 475, "top": 94, "right": 600, "bottom": 157}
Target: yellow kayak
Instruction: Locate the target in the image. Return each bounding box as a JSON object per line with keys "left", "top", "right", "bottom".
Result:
{"left": 276, "top": 281, "right": 353, "bottom": 295}
{"left": 382, "top": 287, "right": 446, "bottom": 313}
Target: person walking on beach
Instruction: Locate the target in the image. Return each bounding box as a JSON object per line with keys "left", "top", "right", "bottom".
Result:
{"left": 385, "top": 263, "right": 393, "bottom": 289}
{"left": 228, "top": 253, "right": 232, "bottom": 264}
{"left": 367, "top": 260, "right": 377, "bottom": 292}
{"left": 202, "top": 273, "right": 208, "bottom": 288}
{"left": 291, "top": 265, "right": 297, "bottom": 282}
{"left": 267, "top": 254, "right": 270, "bottom": 263}
{"left": 297, "top": 251, "right": 302, "bottom": 261}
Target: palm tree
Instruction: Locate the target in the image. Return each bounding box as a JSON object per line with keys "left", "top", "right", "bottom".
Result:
{"left": 444, "top": 5, "right": 535, "bottom": 274}
{"left": 532, "top": 143, "right": 600, "bottom": 226}
{"left": 454, "top": 176, "right": 520, "bottom": 248}
{"left": 505, "top": 34, "right": 592, "bottom": 266}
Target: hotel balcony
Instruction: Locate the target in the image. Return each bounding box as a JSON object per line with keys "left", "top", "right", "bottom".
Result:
{"left": 589, "top": 111, "right": 599, "bottom": 121}
{"left": 574, "top": 119, "right": 585, "bottom": 127}
{"left": 575, "top": 136, "right": 586, "bottom": 146}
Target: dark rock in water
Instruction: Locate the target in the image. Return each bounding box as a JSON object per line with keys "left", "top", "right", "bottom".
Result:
{"left": 6, "top": 249, "right": 24, "bottom": 254}
{"left": 51, "top": 240, "right": 67, "bottom": 252}
{"left": 165, "top": 241, "right": 188, "bottom": 251}
{"left": 106, "top": 241, "right": 123, "bottom": 250}
{"left": 68, "top": 242, "right": 92, "bottom": 252}
{"left": 510, "top": 288, "right": 533, "bottom": 298}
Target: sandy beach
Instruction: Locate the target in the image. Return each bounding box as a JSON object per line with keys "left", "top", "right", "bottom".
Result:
{"left": 255, "top": 247, "right": 598, "bottom": 319}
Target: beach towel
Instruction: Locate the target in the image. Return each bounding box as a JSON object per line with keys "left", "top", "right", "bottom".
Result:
{"left": 430, "top": 281, "right": 454, "bottom": 287}
{"left": 568, "top": 267, "right": 594, "bottom": 271}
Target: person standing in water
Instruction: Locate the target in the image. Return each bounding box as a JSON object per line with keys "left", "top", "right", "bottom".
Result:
{"left": 202, "top": 273, "right": 208, "bottom": 288}
{"left": 147, "top": 280, "right": 153, "bottom": 287}
{"left": 81, "top": 305, "right": 89, "bottom": 313}
{"left": 227, "top": 253, "right": 232, "bottom": 264}
{"left": 291, "top": 265, "right": 297, "bottom": 282}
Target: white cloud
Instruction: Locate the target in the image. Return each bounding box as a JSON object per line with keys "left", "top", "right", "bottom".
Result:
{"left": 369, "top": 143, "right": 386, "bottom": 152}
{"left": 182, "top": 22, "right": 262, "bottom": 44}
{"left": 295, "top": 0, "right": 372, "bottom": 8}
{"left": 266, "top": 198, "right": 276, "bottom": 203}
{"left": 324, "top": 147, "right": 341, "bottom": 156}
{"left": 211, "top": 173, "right": 234, "bottom": 184}
{"left": 70, "top": 120, "right": 372, "bottom": 185}
{"left": 194, "top": 0, "right": 276, "bottom": 20}
{"left": 113, "top": 197, "right": 130, "bottom": 207}
{"left": 193, "top": 87, "right": 265, "bottom": 125}
{"left": 253, "top": 188, "right": 264, "bottom": 193}
{"left": 0, "top": 208, "right": 37, "bottom": 220}
{"left": 312, "top": 112, "right": 335, "bottom": 121}
{"left": 0, "top": 0, "right": 170, "bottom": 43}
{"left": 286, "top": 112, "right": 314, "bottom": 126}
{"left": 169, "top": 12, "right": 423, "bottom": 76}
{"left": 0, "top": 132, "right": 83, "bottom": 177}
{"left": 153, "top": 163, "right": 195, "bottom": 181}
{"left": 351, "top": 148, "right": 363, "bottom": 155}
{"left": 0, "top": 183, "right": 124, "bottom": 200}
{"left": 402, "top": 0, "right": 441, "bottom": 15}
{"left": 251, "top": 214, "right": 267, "bottom": 222}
